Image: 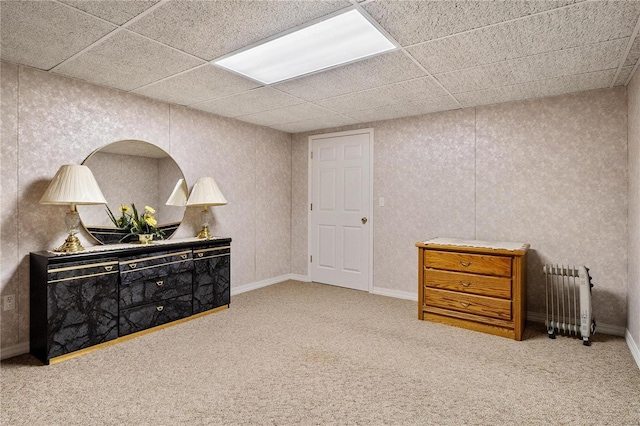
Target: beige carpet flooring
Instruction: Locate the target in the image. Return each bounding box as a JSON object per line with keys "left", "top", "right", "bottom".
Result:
{"left": 2, "top": 280, "right": 639, "bottom": 425}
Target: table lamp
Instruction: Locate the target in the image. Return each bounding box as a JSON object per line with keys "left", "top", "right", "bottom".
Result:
{"left": 39, "top": 164, "right": 107, "bottom": 252}
{"left": 185, "top": 177, "right": 227, "bottom": 239}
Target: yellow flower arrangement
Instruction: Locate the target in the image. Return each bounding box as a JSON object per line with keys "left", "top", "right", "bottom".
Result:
{"left": 107, "top": 203, "right": 164, "bottom": 241}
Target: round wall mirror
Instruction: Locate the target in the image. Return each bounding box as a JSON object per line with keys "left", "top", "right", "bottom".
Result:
{"left": 78, "top": 140, "right": 186, "bottom": 244}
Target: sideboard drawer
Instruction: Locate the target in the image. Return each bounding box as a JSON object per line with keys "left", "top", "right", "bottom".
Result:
{"left": 424, "top": 269, "right": 512, "bottom": 299}
{"left": 119, "top": 294, "right": 192, "bottom": 336}
{"left": 119, "top": 249, "right": 193, "bottom": 283}
{"left": 120, "top": 270, "right": 193, "bottom": 309}
{"left": 423, "top": 288, "right": 511, "bottom": 321}
{"left": 424, "top": 250, "right": 512, "bottom": 277}
{"left": 48, "top": 258, "right": 118, "bottom": 282}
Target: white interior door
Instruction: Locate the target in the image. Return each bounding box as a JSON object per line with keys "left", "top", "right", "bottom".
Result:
{"left": 309, "top": 129, "right": 372, "bottom": 291}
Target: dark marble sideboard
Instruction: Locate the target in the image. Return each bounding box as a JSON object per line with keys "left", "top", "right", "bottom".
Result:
{"left": 30, "top": 237, "right": 231, "bottom": 365}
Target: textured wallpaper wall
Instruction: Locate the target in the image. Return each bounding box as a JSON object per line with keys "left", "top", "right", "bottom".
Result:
{"left": 628, "top": 71, "right": 640, "bottom": 347}
{"left": 292, "top": 87, "right": 629, "bottom": 329}
{"left": 0, "top": 63, "right": 291, "bottom": 350}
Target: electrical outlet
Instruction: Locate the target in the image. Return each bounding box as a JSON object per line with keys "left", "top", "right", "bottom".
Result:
{"left": 3, "top": 294, "right": 16, "bottom": 311}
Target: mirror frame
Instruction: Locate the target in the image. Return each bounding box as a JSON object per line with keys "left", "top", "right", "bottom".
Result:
{"left": 79, "top": 140, "right": 186, "bottom": 244}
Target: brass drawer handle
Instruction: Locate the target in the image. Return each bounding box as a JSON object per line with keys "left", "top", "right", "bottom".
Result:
{"left": 156, "top": 280, "right": 164, "bottom": 287}
{"left": 104, "top": 266, "right": 113, "bottom": 272}
{"left": 458, "top": 280, "right": 472, "bottom": 287}
{"left": 459, "top": 261, "right": 472, "bottom": 267}
{"left": 129, "top": 263, "right": 137, "bottom": 269}
{"left": 156, "top": 305, "right": 164, "bottom": 312}
{"left": 181, "top": 254, "right": 188, "bottom": 260}
{"left": 459, "top": 302, "right": 471, "bottom": 308}
{"left": 197, "top": 253, "right": 204, "bottom": 258}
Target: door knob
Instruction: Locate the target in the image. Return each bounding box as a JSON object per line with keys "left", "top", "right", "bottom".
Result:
{"left": 361, "top": 217, "right": 368, "bottom": 224}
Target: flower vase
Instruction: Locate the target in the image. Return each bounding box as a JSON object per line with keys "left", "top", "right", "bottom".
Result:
{"left": 138, "top": 234, "right": 153, "bottom": 244}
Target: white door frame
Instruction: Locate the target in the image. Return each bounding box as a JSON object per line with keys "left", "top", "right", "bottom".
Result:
{"left": 307, "top": 128, "right": 374, "bottom": 293}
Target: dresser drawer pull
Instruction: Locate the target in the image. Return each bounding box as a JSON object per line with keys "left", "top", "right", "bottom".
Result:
{"left": 459, "top": 261, "right": 472, "bottom": 267}
{"left": 156, "top": 280, "right": 164, "bottom": 287}
{"left": 197, "top": 252, "right": 204, "bottom": 258}
{"left": 104, "top": 266, "right": 114, "bottom": 272}
{"left": 129, "top": 263, "right": 137, "bottom": 269}
{"left": 458, "top": 280, "right": 472, "bottom": 287}
{"left": 181, "top": 254, "right": 188, "bottom": 260}
{"left": 459, "top": 302, "right": 471, "bottom": 308}
{"left": 156, "top": 305, "right": 164, "bottom": 312}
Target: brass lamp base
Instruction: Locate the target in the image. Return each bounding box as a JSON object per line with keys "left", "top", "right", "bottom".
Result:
{"left": 197, "top": 225, "right": 212, "bottom": 239}
{"left": 54, "top": 233, "right": 84, "bottom": 253}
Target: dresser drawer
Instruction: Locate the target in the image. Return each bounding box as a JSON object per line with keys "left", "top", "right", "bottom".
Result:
{"left": 119, "top": 249, "right": 193, "bottom": 283}
{"left": 423, "top": 288, "right": 511, "bottom": 320}
{"left": 424, "top": 250, "right": 511, "bottom": 277}
{"left": 47, "top": 258, "right": 118, "bottom": 282}
{"left": 424, "top": 269, "right": 511, "bottom": 299}
{"left": 120, "top": 270, "right": 192, "bottom": 309}
{"left": 119, "top": 294, "right": 192, "bottom": 336}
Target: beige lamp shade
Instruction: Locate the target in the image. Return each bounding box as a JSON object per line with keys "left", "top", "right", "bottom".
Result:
{"left": 40, "top": 164, "right": 107, "bottom": 206}
{"left": 186, "top": 177, "right": 227, "bottom": 207}
{"left": 166, "top": 178, "right": 189, "bottom": 206}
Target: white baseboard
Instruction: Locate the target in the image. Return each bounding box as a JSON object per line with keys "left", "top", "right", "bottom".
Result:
{"left": 1, "top": 341, "right": 29, "bottom": 360}
{"left": 288, "top": 274, "right": 311, "bottom": 282}
{"left": 626, "top": 330, "right": 640, "bottom": 370}
{"left": 526, "top": 312, "right": 626, "bottom": 336}
{"left": 371, "top": 287, "right": 418, "bottom": 301}
{"left": 230, "top": 274, "right": 293, "bottom": 296}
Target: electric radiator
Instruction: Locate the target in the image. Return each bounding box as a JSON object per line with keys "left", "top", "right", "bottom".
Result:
{"left": 543, "top": 264, "right": 596, "bottom": 346}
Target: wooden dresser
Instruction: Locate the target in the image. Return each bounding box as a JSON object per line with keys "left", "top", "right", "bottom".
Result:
{"left": 416, "top": 238, "right": 529, "bottom": 340}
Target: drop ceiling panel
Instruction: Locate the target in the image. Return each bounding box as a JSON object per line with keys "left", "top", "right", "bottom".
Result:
{"left": 408, "top": 1, "right": 640, "bottom": 75}
{"left": 53, "top": 31, "right": 205, "bottom": 92}
{"left": 316, "top": 76, "right": 447, "bottom": 114}
{"left": 346, "top": 96, "right": 460, "bottom": 122}
{"left": 59, "top": 0, "right": 160, "bottom": 25}
{"left": 0, "top": 1, "right": 117, "bottom": 70}
{"left": 275, "top": 51, "right": 426, "bottom": 101}
{"left": 437, "top": 39, "right": 626, "bottom": 94}
{"left": 363, "top": 0, "right": 579, "bottom": 46}
{"left": 616, "top": 67, "right": 634, "bottom": 86}
{"left": 133, "top": 64, "right": 261, "bottom": 106}
{"left": 270, "top": 115, "right": 358, "bottom": 133}
{"left": 455, "top": 69, "right": 616, "bottom": 108}
{"left": 127, "top": 0, "right": 351, "bottom": 60}
{"left": 194, "top": 88, "right": 305, "bottom": 118}
{"left": 237, "top": 103, "right": 335, "bottom": 126}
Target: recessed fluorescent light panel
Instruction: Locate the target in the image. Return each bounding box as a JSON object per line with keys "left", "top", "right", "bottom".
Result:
{"left": 214, "top": 9, "right": 396, "bottom": 84}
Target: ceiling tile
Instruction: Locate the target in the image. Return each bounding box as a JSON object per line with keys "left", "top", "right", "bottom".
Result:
{"left": 53, "top": 31, "right": 205, "bottom": 91}
{"left": 437, "top": 39, "right": 626, "bottom": 94}
{"left": 346, "top": 96, "right": 460, "bottom": 122}
{"left": 407, "top": 1, "right": 640, "bottom": 74}
{"left": 127, "top": 0, "right": 351, "bottom": 60}
{"left": 270, "top": 115, "right": 358, "bottom": 134}
{"left": 316, "top": 76, "right": 447, "bottom": 113}
{"left": 455, "top": 69, "right": 616, "bottom": 108}
{"left": 59, "top": 0, "right": 160, "bottom": 25}
{"left": 237, "top": 103, "right": 335, "bottom": 126}
{"left": 363, "top": 0, "right": 578, "bottom": 46}
{"left": 0, "top": 1, "right": 117, "bottom": 70}
{"left": 625, "top": 36, "right": 640, "bottom": 68}
{"left": 194, "top": 88, "right": 304, "bottom": 117}
{"left": 133, "top": 64, "right": 261, "bottom": 106}
{"left": 275, "top": 51, "right": 426, "bottom": 101}
{"left": 615, "top": 67, "right": 634, "bottom": 86}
